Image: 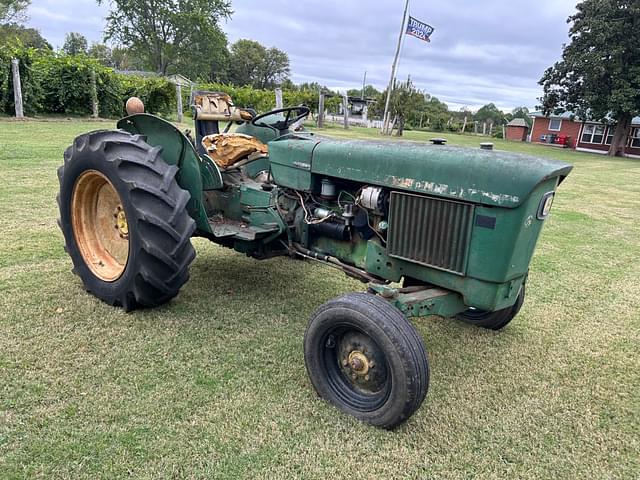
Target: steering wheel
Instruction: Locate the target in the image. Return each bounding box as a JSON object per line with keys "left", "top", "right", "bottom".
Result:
{"left": 251, "top": 106, "right": 311, "bottom": 133}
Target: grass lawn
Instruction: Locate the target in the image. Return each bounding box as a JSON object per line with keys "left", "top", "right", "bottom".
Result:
{"left": 0, "top": 118, "right": 638, "bottom": 479}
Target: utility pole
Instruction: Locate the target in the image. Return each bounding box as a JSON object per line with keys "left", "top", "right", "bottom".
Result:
{"left": 382, "top": 0, "right": 409, "bottom": 135}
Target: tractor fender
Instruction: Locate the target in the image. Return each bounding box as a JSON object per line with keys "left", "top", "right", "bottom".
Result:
{"left": 117, "top": 114, "right": 220, "bottom": 234}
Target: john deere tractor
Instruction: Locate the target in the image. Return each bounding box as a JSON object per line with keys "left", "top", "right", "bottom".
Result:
{"left": 57, "top": 92, "right": 572, "bottom": 428}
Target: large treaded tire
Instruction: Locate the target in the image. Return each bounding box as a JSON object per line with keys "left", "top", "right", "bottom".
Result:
{"left": 57, "top": 130, "right": 196, "bottom": 311}
{"left": 456, "top": 284, "right": 526, "bottom": 330}
{"left": 304, "top": 293, "right": 429, "bottom": 429}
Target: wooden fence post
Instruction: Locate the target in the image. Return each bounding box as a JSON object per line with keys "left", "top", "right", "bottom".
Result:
{"left": 317, "top": 91, "right": 325, "bottom": 128}
{"left": 176, "top": 84, "right": 183, "bottom": 123}
{"left": 275, "top": 88, "right": 283, "bottom": 109}
{"left": 11, "top": 59, "right": 24, "bottom": 119}
{"left": 342, "top": 94, "right": 349, "bottom": 130}
{"left": 90, "top": 69, "right": 99, "bottom": 118}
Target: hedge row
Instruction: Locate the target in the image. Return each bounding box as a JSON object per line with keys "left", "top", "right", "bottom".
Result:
{"left": 0, "top": 48, "right": 338, "bottom": 119}
{"left": 0, "top": 48, "right": 176, "bottom": 117}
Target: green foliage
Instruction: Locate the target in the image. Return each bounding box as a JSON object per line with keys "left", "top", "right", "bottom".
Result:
{"left": 62, "top": 32, "right": 88, "bottom": 56}
{"left": 0, "top": 23, "right": 51, "bottom": 49}
{"left": 0, "top": 0, "right": 30, "bottom": 23}
{"left": 347, "top": 85, "right": 381, "bottom": 100}
{"left": 474, "top": 103, "right": 505, "bottom": 124}
{"left": 0, "top": 47, "right": 176, "bottom": 117}
{"left": 508, "top": 106, "right": 532, "bottom": 128}
{"left": 0, "top": 46, "right": 42, "bottom": 115}
{"left": 375, "top": 78, "right": 450, "bottom": 135}
{"left": 98, "top": 0, "right": 232, "bottom": 76}
{"left": 539, "top": 0, "right": 640, "bottom": 154}
{"left": 228, "top": 39, "right": 290, "bottom": 89}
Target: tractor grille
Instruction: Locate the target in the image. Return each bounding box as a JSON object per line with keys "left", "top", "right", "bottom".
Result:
{"left": 387, "top": 192, "right": 474, "bottom": 275}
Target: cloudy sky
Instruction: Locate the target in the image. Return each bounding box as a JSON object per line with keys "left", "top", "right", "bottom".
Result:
{"left": 25, "top": 0, "right": 578, "bottom": 111}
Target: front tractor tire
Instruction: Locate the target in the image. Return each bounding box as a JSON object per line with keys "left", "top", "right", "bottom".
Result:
{"left": 57, "top": 130, "right": 196, "bottom": 311}
{"left": 304, "top": 293, "right": 429, "bottom": 429}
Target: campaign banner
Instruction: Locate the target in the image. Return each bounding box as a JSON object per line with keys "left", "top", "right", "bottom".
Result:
{"left": 406, "top": 16, "right": 434, "bottom": 42}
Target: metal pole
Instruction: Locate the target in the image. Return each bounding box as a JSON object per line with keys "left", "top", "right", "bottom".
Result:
{"left": 11, "top": 59, "right": 24, "bottom": 119}
{"left": 176, "top": 84, "right": 183, "bottom": 123}
{"left": 382, "top": 0, "right": 410, "bottom": 135}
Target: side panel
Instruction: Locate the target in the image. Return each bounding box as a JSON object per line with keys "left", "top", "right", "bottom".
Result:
{"left": 268, "top": 138, "right": 320, "bottom": 191}
{"left": 466, "top": 178, "right": 559, "bottom": 282}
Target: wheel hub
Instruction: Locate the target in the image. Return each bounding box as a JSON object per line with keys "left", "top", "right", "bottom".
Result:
{"left": 336, "top": 332, "right": 387, "bottom": 393}
{"left": 114, "top": 206, "right": 129, "bottom": 237}
{"left": 71, "top": 170, "right": 129, "bottom": 282}
{"left": 347, "top": 350, "right": 370, "bottom": 375}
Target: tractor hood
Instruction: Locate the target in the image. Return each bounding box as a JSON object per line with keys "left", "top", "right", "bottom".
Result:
{"left": 309, "top": 138, "right": 573, "bottom": 208}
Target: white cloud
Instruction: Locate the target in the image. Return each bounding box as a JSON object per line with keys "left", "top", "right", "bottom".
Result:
{"left": 26, "top": 0, "right": 580, "bottom": 110}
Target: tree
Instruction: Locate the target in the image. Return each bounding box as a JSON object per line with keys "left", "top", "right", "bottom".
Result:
{"left": 0, "top": 0, "right": 30, "bottom": 23}
{"left": 173, "top": 25, "right": 229, "bottom": 81}
{"left": 62, "top": 32, "right": 88, "bottom": 55}
{"left": 347, "top": 85, "right": 382, "bottom": 100}
{"left": 510, "top": 106, "right": 532, "bottom": 127}
{"left": 228, "top": 39, "right": 290, "bottom": 89}
{"left": 98, "top": 0, "right": 232, "bottom": 76}
{"left": 475, "top": 103, "right": 504, "bottom": 126}
{"left": 372, "top": 79, "right": 451, "bottom": 135}
{"left": 0, "top": 23, "right": 50, "bottom": 49}
{"left": 88, "top": 43, "right": 112, "bottom": 65}
{"left": 539, "top": 0, "right": 640, "bottom": 156}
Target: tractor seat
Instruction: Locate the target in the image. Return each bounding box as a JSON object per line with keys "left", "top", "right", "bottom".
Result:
{"left": 202, "top": 133, "right": 268, "bottom": 169}
{"left": 193, "top": 92, "right": 254, "bottom": 122}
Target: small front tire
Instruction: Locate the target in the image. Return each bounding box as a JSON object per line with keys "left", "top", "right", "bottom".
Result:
{"left": 304, "top": 293, "right": 429, "bottom": 429}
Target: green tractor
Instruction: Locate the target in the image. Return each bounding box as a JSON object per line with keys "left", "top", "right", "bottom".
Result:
{"left": 57, "top": 92, "right": 572, "bottom": 428}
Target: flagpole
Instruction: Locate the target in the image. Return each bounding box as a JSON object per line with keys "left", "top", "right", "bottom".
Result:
{"left": 382, "top": 0, "right": 410, "bottom": 135}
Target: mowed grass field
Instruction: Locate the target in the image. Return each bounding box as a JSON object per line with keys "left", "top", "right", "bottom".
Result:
{"left": 0, "top": 118, "right": 639, "bottom": 479}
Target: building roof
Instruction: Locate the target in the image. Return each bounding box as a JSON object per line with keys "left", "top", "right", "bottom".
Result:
{"left": 506, "top": 118, "right": 528, "bottom": 127}
{"left": 530, "top": 111, "right": 640, "bottom": 125}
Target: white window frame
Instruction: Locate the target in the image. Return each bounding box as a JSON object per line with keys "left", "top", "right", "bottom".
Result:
{"left": 581, "top": 124, "right": 605, "bottom": 144}
{"left": 630, "top": 127, "right": 640, "bottom": 148}
{"left": 604, "top": 127, "right": 614, "bottom": 145}
{"left": 548, "top": 118, "right": 562, "bottom": 131}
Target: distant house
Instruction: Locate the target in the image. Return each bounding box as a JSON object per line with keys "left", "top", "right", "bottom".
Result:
{"left": 505, "top": 118, "right": 529, "bottom": 141}
{"left": 530, "top": 111, "right": 640, "bottom": 158}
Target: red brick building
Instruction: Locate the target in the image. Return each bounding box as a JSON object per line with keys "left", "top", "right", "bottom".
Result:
{"left": 530, "top": 112, "right": 640, "bottom": 158}
{"left": 505, "top": 118, "right": 529, "bottom": 141}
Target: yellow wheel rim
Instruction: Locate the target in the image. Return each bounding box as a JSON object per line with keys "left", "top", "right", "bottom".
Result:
{"left": 71, "top": 170, "right": 129, "bottom": 282}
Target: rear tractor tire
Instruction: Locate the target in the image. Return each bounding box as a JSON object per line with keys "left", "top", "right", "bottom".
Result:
{"left": 57, "top": 130, "right": 196, "bottom": 311}
{"left": 304, "top": 293, "right": 429, "bottom": 429}
{"left": 456, "top": 284, "right": 526, "bottom": 330}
